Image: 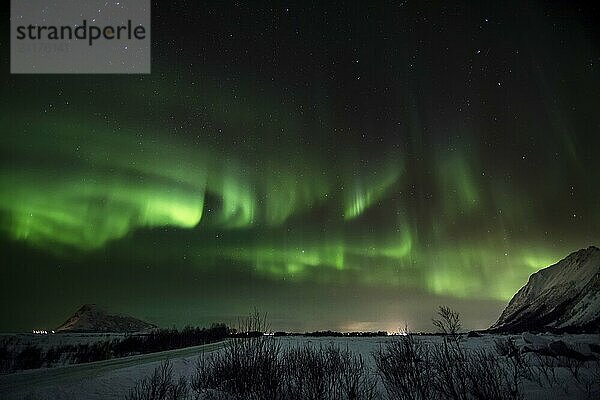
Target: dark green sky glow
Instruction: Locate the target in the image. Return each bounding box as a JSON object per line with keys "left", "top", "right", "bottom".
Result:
{"left": 1, "top": 1, "right": 598, "bottom": 332}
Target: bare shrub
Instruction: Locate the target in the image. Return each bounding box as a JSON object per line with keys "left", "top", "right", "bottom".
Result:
{"left": 430, "top": 334, "right": 525, "bottom": 400}
{"left": 559, "top": 355, "right": 600, "bottom": 399}
{"left": 509, "top": 339, "right": 600, "bottom": 399}
{"left": 283, "top": 344, "right": 378, "bottom": 400}
{"left": 125, "top": 360, "right": 188, "bottom": 400}
{"left": 235, "top": 308, "right": 270, "bottom": 336}
{"left": 432, "top": 306, "right": 462, "bottom": 337}
{"left": 192, "top": 310, "right": 377, "bottom": 399}
{"left": 582, "top": 357, "right": 600, "bottom": 399}
{"left": 467, "top": 348, "right": 523, "bottom": 400}
{"left": 192, "top": 336, "right": 282, "bottom": 399}
{"left": 527, "top": 352, "right": 561, "bottom": 388}
{"left": 494, "top": 338, "right": 519, "bottom": 358}
{"left": 193, "top": 340, "right": 377, "bottom": 400}
{"left": 334, "top": 347, "right": 378, "bottom": 400}
{"left": 493, "top": 338, "right": 535, "bottom": 391}
{"left": 283, "top": 345, "right": 337, "bottom": 399}
{"left": 191, "top": 310, "right": 283, "bottom": 400}
{"left": 429, "top": 335, "right": 470, "bottom": 400}
{"left": 376, "top": 308, "right": 528, "bottom": 400}
{"left": 373, "top": 333, "right": 434, "bottom": 400}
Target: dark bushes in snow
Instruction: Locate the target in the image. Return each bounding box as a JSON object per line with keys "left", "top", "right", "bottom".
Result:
{"left": 190, "top": 310, "right": 377, "bottom": 400}
{"left": 125, "top": 360, "right": 188, "bottom": 400}
{"left": 191, "top": 338, "right": 378, "bottom": 400}
{"left": 1, "top": 324, "right": 230, "bottom": 373}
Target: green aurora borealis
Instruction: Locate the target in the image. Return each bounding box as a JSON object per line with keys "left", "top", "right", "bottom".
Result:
{"left": 1, "top": 1, "right": 599, "bottom": 331}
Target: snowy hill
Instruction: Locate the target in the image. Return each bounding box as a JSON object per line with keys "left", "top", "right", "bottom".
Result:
{"left": 491, "top": 246, "right": 600, "bottom": 333}
{"left": 56, "top": 304, "right": 156, "bottom": 333}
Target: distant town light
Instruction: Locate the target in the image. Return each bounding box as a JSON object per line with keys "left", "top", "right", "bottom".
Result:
{"left": 32, "top": 329, "right": 49, "bottom": 334}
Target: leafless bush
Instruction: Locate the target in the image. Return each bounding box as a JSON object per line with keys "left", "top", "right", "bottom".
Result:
{"left": 429, "top": 335, "right": 470, "bottom": 400}
{"left": 527, "top": 352, "right": 561, "bottom": 388}
{"left": 193, "top": 340, "right": 378, "bottom": 400}
{"left": 335, "top": 347, "right": 379, "bottom": 400}
{"left": 562, "top": 355, "right": 584, "bottom": 381}
{"left": 192, "top": 336, "right": 282, "bottom": 399}
{"left": 235, "top": 308, "right": 270, "bottom": 336}
{"left": 493, "top": 338, "right": 535, "bottom": 391}
{"left": 513, "top": 341, "right": 600, "bottom": 399}
{"left": 376, "top": 308, "right": 527, "bottom": 400}
{"left": 192, "top": 310, "right": 377, "bottom": 399}
{"left": 432, "top": 306, "right": 462, "bottom": 337}
{"left": 283, "top": 344, "right": 378, "bottom": 400}
{"left": 560, "top": 355, "right": 600, "bottom": 399}
{"left": 191, "top": 310, "right": 283, "bottom": 400}
{"left": 468, "top": 348, "right": 523, "bottom": 400}
{"left": 431, "top": 333, "right": 524, "bottom": 400}
{"left": 125, "top": 360, "right": 188, "bottom": 400}
{"left": 582, "top": 357, "right": 600, "bottom": 399}
{"left": 494, "top": 338, "right": 519, "bottom": 358}
{"left": 373, "top": 333, "right": 434, "bottom": 400}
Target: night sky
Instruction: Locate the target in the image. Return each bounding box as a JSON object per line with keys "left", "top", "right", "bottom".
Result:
{"left": 1, "top": 1, "right": 599, "bottom": 332}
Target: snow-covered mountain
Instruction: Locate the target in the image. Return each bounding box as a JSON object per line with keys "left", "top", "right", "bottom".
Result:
{"left": 56, "top": 304, "right": 156, "bottom": 333}
{"left": 491, "top": 246, "right": 600, "bottom": 333}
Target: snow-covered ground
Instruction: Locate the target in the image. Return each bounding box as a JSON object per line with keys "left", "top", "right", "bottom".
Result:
{"left": 0, "top": 334, "right": 598, "bottom": 399}
{"left": 0, "top": 339, "right": 224, "bottom": 400}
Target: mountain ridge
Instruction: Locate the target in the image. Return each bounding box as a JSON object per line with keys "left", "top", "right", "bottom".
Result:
{"left": 56, "top": 304, "right": 157, "bottom": 333}
{"left": 491, "top": 246, "right": 600, "bottom": 333}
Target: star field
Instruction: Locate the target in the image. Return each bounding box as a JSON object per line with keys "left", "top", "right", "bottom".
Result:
{"left": 0, "top": 0, "right": 598, "bottom": 332}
